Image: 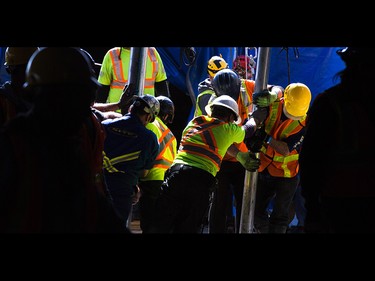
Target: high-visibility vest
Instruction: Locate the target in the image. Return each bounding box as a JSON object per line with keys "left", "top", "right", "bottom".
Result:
{"left": 258, "top": 99, "right": 306, "bottom": 178}
{"left": 98, "top": 47, "right": 167, "bottom": 104}
{"left": 142, "top": 117, "right": 177, "bottom": 181}
{"left": 194, "top": 88, "right": 214, "bottom": 117}
{"left": 176, "top": 115, "right": 245, "bottom": 177}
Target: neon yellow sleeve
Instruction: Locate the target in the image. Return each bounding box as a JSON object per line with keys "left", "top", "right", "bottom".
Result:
{"left": 97, "top": 49, "right": 114, "bottom": 86}
{"left": 153, "top": 48, "right": 167, "bottom": 83}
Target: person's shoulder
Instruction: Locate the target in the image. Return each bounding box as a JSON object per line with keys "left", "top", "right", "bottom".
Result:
{"left": 313, "top": 84, "right": 342, "bottom": 104}
{"left": 108, "top": 47, "right": 120, "bottom": 52}
{"left": 101, "top": 114, "right": 126, "bottom": 126}
{"left": 242, "top": 78, "right": 255, "bottom": 85}
{"left": 198, "top": 88, "right": 215, "bottom": 96}
{"left": 144, "top": 125, "right": 159, "bottom": 146}
{"left": 102, "top": 47, "right": 120, "bottom": 57}
{"left": 145, "top": 121, "right": 159, "bottom": 134}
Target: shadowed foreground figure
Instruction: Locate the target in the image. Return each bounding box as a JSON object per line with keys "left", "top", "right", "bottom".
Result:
{"left": 300, "top": 48, "right": 375, "bottom": 233}
{"left": 0, "top": 47, "right": 126, "bottom": 233}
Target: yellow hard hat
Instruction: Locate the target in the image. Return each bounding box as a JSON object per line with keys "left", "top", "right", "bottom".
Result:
{"left": 207, "top": 55, "right": 228, "bottom": 77}
{"left": 4, "top": 47, "right": 39, "bottom": 66}
{"left": 283, "top": 83, "right": 311, "bottom": 119}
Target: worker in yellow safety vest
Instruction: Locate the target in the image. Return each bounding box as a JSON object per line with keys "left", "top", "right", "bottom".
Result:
{"left": 194, "top": 55, "right": 229, "bottom": 117}
{"left": 95, "top": 47, "right": 170, "bottom": 109}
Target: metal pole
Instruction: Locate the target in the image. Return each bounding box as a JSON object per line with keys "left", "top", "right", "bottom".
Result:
{"left": 239, "top": 47, "right": 272, "bottom": 233}
{"left": 128, "top": 47, "right": 148, "bottom": 96}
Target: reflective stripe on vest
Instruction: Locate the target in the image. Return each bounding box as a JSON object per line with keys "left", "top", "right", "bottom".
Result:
{"left": 238, "top": 79, "right": 254, "bottom": 121}
{"left": 179, "top": 116, "right": 224, "bottom": 170}
{"left": 194, "top": 90, "right": 213, "bottom": 117}
{"left": 153, "top": 120, "right": 176, "bottom": 170}
{"left": 103, "top": 150, "right": 141, "bottom": 173}
{"left": 108, "top": 48, "right": 159, "bottom": 90}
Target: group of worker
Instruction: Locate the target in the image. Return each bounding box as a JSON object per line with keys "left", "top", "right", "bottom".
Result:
{"left": 1, "top": 46, "right": 368, "bottom": 234}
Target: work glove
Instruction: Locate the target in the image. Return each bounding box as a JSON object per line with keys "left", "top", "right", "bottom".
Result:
{"left": 236, "top": 151, "right": 261, "bottom": 172}
{"left": 245, "top": 128, "right": 268, "bottom": 152}
{"left": 250, "top": 107, "right": 269, "bottom": 125}
{"left": 253, "top": 89, "right": 278, "bottom": 107}
{"left": 118, "top": 84, "right": 137, "bottom": 114}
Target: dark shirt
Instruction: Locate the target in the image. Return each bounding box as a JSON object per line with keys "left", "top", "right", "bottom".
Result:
{"left": 102, "top": 113, "right": 159, "bottom": 187}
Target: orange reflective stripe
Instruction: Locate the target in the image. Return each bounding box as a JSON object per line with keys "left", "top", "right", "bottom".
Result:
{"left": 144, "top": 48, "right": 158, "bottom": 88}
{"left": 180, "top": 143, "right": 221, "bottom": 169}
{"left": 179, "top": 116, "right": 224, "bottom": 169}
{"left": 109, "top": 49, "right": 127, "bottom": 89}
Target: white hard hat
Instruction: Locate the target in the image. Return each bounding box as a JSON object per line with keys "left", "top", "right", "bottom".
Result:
{"left": 205, "top": 94, "right": 241, "bottom": 124}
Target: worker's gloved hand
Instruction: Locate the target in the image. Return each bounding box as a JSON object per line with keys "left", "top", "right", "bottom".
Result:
{"left": 236, "top": 151, "right": 261, "bottom": 172}
{"left": 118, "top": 84, "right": 137, "bottom": 114}
{"left": 245, "top": 129, "right": 268, "bottom": 152}
{"left": 250, "top": 107, "right": 269, "bottom": 125}
{"left": 253, "top": 89, "right": 278, "bottom": 107}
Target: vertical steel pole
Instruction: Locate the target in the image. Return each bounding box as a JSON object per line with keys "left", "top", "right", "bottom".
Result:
{"left": 128, "top": 47, "right": 148, "bottom": 96}
{"left": 239, "top": 47, "right": 272, "bottom": 233}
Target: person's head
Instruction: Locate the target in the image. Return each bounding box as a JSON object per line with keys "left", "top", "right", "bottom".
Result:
{"left": 23, "top": 47, "right": 101, "bottom": 120}
{"left": 336, "top": 47, "right": 375, "bottom": 85}
{"left": 283, "top": 82, "right": 311, "bottom": 120}
{"left": 4, "top": 47, "right": 39, "bottom": 87}
{"left": 130, "top": 94, "right": 160, "bottom": 124}
{"left": 232, "top": 55, "right": 256, "bottom": 79}
{"left": 211, "top": 68, "right": 241, "bottom": 101}
{"left": 155, "top": 95, "right": 174, "bottom": 124}
{"left": 207, "top": 55, "right": 228, "bottom": 79}
{"left": 205, "top": 95, "right": 240, "bottom": 124}
{"left": 336, "top": 47, "right": 375, "bottom": 66}
{"left": 80, "top": 48, "right": 102, "bottom": 78}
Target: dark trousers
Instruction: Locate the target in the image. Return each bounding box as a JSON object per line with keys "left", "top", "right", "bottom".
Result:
{"left": 149, "top": 164, "right": 216, "bottom": 233}
{"left": 104, "top": 173, "right": 134, "bottom": 230}
{"left": 254, "top": 171, "right": 299, "bottom": 233}
{"left": 209, "top": 160, "right": 246, "bottom": 233}
{"left": 138, "top": 180, "right": 163, "bottom": 233}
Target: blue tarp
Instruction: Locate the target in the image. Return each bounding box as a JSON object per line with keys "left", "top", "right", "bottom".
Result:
{"left": 0, "top": 47, "right": 10, "bottom": 84}
{"left": 157, "top": 47, "right": 346, "bottom": 119}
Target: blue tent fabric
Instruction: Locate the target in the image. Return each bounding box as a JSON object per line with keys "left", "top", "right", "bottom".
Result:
{"left": 158, "top": 47, "right": 345, "bottom": 100}
{"left": 0, "top": 47, "right": 10, "bottom": 85}
{"left": 157, "top": 47, "right": 234, "bottom": 96}
{"left": 157, "top": 47, "right": 346, "bottom": 122}
{"left": 267, "top": 47, "right": 345, "bottom": 98}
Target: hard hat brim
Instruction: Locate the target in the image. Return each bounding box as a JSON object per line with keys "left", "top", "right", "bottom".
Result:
{"left": 283, "top": 105, "right": 304, "bottom": 120}
{"left": 205, "top": 102, "right": 242, "bottom": 125}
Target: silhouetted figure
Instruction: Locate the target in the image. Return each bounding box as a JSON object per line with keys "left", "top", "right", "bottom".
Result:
{"left": 300, "top": 48, "right": 375, "bottom": 233}
{"left": 0, "top": 47, "right": 125, "bottom": 233}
